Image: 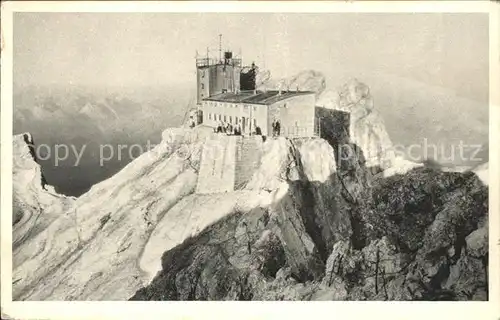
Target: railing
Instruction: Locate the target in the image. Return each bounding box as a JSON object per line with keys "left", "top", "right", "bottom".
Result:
{"left": 196, "top": 58, "right": 218, "bottom": 67}
{"left": 196, "top": 58, "right": 243, "bottom": 68}
{"left": 274, "top": 125, "right": 320, "bottom": 138}
{"left": 314, "top": 117, "right": 321, "bottom": 137}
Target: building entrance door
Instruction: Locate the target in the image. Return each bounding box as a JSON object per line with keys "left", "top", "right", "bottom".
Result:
{"left": 241, "top": 117, "right": 246, "bottom": 134}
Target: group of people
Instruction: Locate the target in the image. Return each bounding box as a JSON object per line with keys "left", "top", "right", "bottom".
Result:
{"left": 271, "top": 119, "right": 281, "bottom": 137}
{"left": 216, "top": 121, "right": 242, "bottom": 136}
{"left": 215, "top": 121, "right": 263, "bottom": 137}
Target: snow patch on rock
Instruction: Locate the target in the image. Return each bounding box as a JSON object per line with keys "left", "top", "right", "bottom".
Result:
{"left": 473, "top": 162, "right": 489, "bottom": 186}
{"left": 139, "top": 190, "right": 275, "bottom": 283}
{"left": 296, "top": 138, "right": 336, "bottom": 182}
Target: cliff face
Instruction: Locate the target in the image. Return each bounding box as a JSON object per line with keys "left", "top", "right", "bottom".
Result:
{"left": 130, "top": 135, "right": 488, "bottom": 301}
{"left": 131, "top": 137, "right": 354, "bottom": 301}
{"left": 12, "top": 79, "right": 488, "bottom": 301}
{"left": 317, "top": 78, "right": 421, "bottom": 176}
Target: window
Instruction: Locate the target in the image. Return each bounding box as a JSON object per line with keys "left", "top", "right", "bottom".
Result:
{"left": 230, "top": 116, "right": 232, "bottom": 124}
{"left": 253, "top": 106, "right": 257, "bottom": 111}
{"left": 201, "top": 83, "right": 204, "bottom": 90}
{"left": 253, "top": 119, "right": 257, "bottom": 127}
{"left": 218, "top": 114, "right": 221, "bottom": 121}
{"left": 224, "top": 115, "right": 227, "bottom": 122}
{"left": 208, "top": 113, "right": 211, "bottom": 120}
{"left": 201, "top": 70, "right": 205, "bottom": 78}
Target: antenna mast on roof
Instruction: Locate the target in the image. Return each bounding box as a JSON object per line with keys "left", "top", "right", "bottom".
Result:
{"left": 219, "top": 34, "right": 222, "bottom": 63}
{"left": 263, "top": 36, "right": 266, "bottom": 70}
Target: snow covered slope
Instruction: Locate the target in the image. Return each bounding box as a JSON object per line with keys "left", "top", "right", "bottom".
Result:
{"left": 13, "top": 128, "right": 209, "bottom": 300}
{"left": 12, "top": 133, "right": 74, "bottom": 248}
{"left": 12, "top": 127, "right": 340, "bottom": 300}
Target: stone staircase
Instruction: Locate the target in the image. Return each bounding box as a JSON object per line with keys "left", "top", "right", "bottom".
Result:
{"left": 195, "top": 134, "right": 265, "bottom": 194}
{"left": 234, "top": 136, "right": 263, "bottom": 190}
{"left": 195, "top": 134, "right": 238, "bottom": 194}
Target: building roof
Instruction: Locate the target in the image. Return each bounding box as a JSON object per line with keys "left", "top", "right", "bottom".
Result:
{"left": 202, "top": 90, "right": 315, "bottom": 105}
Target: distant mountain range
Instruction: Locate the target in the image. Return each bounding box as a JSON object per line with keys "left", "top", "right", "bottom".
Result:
{"left": 14, "top": 84, "right": 192, "bottom": 141}
{"left": 13, "top": 84, "right": 194, "bottom": 196}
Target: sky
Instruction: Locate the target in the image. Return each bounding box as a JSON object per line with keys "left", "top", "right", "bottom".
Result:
{"left": 14, "top": 12, "right": 489, "bottom": 103}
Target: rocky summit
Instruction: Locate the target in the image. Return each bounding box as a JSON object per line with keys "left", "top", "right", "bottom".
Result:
{"left": 12, "top": 79, "right": 488, "bottom": 301}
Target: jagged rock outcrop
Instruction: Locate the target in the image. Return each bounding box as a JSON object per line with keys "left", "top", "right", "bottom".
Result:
{"left": 286, "top": 70, "right": 326, "bottom": 97}
{"left": 13, "top": 133, "right": 75, "bottom": 248}
{"left": 317, "top": 78, "right": 421, "bottom": 176}
{"left": 131, "top": 142, "right": 488, "bottom": 301}
{"left": 255, "top": 69, "right": 272, "bottom": 90}
{"left": 256, "top": 70, "right": 326, "bottom": 98}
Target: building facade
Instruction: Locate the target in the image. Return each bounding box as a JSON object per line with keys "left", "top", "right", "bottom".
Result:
{"left": 194, "top": 45, "right": 318, "bottom": 138}
{"left": 202, "top": 90, "right": 317, "bottom": 137}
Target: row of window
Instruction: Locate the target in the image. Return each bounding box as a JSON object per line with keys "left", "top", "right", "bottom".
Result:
{"left": 207, "top": 113, "right": 257, "bottom": 127}
{"left": 204, "top": 101, "right": 288, "bottom": 110}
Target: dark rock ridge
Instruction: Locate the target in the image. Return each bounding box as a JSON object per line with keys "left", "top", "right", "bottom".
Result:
{"left": 22, "top": 133, "right": 48, "bottom": 189}
{"left": 130, "top": 110, "right": 488, "bottom": 301}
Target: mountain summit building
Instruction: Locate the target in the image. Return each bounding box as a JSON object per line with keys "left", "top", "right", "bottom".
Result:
{"left": 194, "top": 41, "right": 319, "bottom": 137}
